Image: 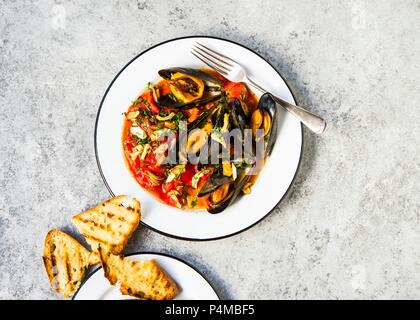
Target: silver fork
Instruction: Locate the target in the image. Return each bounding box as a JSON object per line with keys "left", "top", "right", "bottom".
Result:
{"left": 191, "top": 42, "right": 327, "bottom": 134}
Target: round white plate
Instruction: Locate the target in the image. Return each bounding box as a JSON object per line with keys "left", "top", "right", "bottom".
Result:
{"left": 95, "top": 36, "right": 303, "bottom": 240}
{"left": 73, "top": 252, "right": 219, "bottom": 300}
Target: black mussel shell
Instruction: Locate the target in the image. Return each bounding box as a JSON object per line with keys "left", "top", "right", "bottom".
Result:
{"left": 157, "top": 68, "right": 224, "bottom": 110}
{"left": 257, "top": 93, "right": 279, "bottom": 157}
{"left": 187, "top": 102, "right": 223, "bottom": 132}
{"left": 198, "top": 170, "right": 231, "bottom": 197}
{"left": 258, "top": 92, "right": 276, "bottom": 119}
{"left": 230, "top": 98, "right": 248, "bottom": 132}
{"left": 158, "top": 67, "right": 223, "bottom": 87}
{"left": 207, "top": 166, "right": 251, "bottom": 214}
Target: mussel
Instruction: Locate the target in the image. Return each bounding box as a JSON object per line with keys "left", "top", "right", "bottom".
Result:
{"left": 197, "top": 160, "right": 253, "bottom": 214}
{"left": 251, "top": 93, "right": 279, "bottom": 157}
{"left": 207, "top": 166, "right": 251, "bottom": 214}
{"left": 157, "top": 68, "right": 224, "bottom": 109}
{"left": 230, "top": 98, "right": 249, "bottom": 132}
{"left": 198, "top": 169, "right": 231, "bottom": 197}
{"left": 187, "top": 102, "right": 223, "bottom": 133}
{"left": 158, "top": 68, "right": 223, "bottom": 89}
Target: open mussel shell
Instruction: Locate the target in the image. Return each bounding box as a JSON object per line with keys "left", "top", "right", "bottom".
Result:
{"left": 258, "top": 93, "right": 276, "bottom": 121}
{"left": 187, "top": 102, "right": 223, "bottom": 132}
{"left": 257, "top": 93, "right": 279, "bottom": 157}
{"left": 158, "top": 67, "right": 223, "bottom": 88}
{"left": 157, "top": 67, "right": 224, "bottom": 110}
{"left": 198, "top": 170, "right": 231, "bottom": 197}
{"left": 207, "top": 166, "right": 251, "bottom": 214}
{"left": 230, "top": 98, "right": 248, "bottom": 132}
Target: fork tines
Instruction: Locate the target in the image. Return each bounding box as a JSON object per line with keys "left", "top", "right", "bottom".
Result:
{"left": 191, "top": 42, "right": 235, "bottom": 75}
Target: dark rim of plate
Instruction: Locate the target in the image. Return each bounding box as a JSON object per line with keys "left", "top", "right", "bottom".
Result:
{"left": 72, "top": 251, "right": 221, "bottom": 300}
{"left": 94, "top": 35, "right": 304, "bottom": 241}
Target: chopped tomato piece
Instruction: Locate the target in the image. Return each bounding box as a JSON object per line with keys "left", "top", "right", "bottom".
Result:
{"left": 147, "top": 96, "right": 160, "bottom": 114}
{"left": 224, "top": 82, "right": 247, "bottom": 101}
{"left": 158, "top": 80, "right": 172, "bottom": 96}
{"left": 184, "top": 108, "right": 201, "bottom": 123}
{"left": 162, "top": 180, "right": 176, "bottom": 194}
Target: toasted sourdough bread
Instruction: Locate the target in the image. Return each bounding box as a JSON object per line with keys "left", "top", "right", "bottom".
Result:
{"left": 43, "top": 230, "right": 99, "bottom": 298}
{"left": 72, "top": 196, "right": 141, "bottom": 254}
{"left": 98, "top": 246, "right": 179, "bottom": 300}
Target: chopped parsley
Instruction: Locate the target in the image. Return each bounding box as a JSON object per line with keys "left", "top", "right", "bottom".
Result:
{"left": 135, "top": 136, "right": 151, "bottom": 145}
{"left": 234, "top": 162, "right": 243, "bottom": 169}
{"left": 173, "top": 112, "right": 187, "bottom": 130}
{"left": 158, "top": 110, "right": 170, "bottom": 117}
{"left": 191, "top": 198, "right": 198, "bottom": 208}
{"left": 141, "top": 107, "right": 153, "bottom": 117}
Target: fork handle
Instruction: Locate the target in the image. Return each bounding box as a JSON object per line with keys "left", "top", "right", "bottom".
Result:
{"left": 273, "top": 96, "right": 327, "bottom": 134}
{"left": 247, "top": 77, "right": 327, "bottom": 134}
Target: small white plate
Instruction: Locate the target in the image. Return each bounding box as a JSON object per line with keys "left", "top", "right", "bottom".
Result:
{"left": 73, "top": 252, "right": 219, "bottom": 300}
{"left": 95, "top": 36, "right": 303, "bottom": 240}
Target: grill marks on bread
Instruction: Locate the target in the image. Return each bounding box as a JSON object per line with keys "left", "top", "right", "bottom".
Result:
{"left": 42, "top": 230, "right": 99, "bottom": 298}
{"left": 72, "top": 196, "right": 141, "bottom": 254}
{"left": 98, "top": 246, "right": 179, "bottom": 300}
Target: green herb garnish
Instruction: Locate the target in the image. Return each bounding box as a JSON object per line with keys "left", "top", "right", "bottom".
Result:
{"left": 135, "top": 137, "right": 151, "bottom": 145}
{"left": 173, "top": 112, "right": 187, "bottom": 130}
{"left": 234, "top": 162, "right": 243, "bottom": 169}
{"left": 158, "top": 110, "right": 170, "bottom": 117}
{"left": 191, "top": 198, "right": 198, "bottom": 208}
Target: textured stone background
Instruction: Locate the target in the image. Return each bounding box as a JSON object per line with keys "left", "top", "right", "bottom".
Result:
{"left": 1, "top": 0, "right": 420, "bottom": 300}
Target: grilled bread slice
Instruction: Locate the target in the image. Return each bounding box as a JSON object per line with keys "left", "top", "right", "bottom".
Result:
{"left": 72, "top": 196, "right": 141, "bottom": 255}
{"left": 98, "top": 246, "right": 179, "bottom": 300}
{"left": 42, "top": 230, "right": 99, "bottom": 298}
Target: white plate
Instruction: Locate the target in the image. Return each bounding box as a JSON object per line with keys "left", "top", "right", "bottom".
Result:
{"left": 73, "top": 252, "right": 219, "bottom": 300}
{"left": 95, "top": 36, "right": 303, "bottom": 240}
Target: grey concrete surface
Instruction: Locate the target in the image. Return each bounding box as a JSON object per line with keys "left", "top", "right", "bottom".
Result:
{"left": 1, "top": 0, "right": 420, "bottom": 300}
